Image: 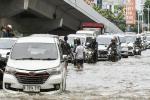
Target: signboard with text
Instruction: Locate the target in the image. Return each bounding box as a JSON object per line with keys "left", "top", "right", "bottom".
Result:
{"left": 126, "top": 0, "right": 136, "bottom": 25}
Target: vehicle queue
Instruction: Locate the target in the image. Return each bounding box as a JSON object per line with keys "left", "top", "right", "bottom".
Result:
{"left": 0, "top": 23, "right": 149, "bottom": 94}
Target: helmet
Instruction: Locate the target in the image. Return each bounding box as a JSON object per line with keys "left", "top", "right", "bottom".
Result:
{"left": 7, "top": 24, "right": 12, "bottom": 29}
{"left": 111, "top": 37, "right": 116, "bottom": 42}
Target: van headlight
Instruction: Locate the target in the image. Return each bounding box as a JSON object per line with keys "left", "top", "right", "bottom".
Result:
{"left": 47, "top": 67, "right": 62, "bottom": 75}
{"left": 5, "top": 66, "right": 16, "bottom": 75}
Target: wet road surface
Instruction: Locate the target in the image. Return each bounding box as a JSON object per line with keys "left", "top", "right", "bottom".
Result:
{"left": 1, "top": 50, "right": 150, "bottom": 100}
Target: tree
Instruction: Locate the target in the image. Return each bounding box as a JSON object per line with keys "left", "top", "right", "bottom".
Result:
{"left": 144, "top": 0, "right": 150, "bottom": 23}
{"left": 93, "top": 5, "right": 126, "bottom": 32}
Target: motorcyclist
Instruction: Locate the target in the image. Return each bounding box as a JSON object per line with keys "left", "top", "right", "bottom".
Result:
{"left": 107, "top": 37, "right": 118, "bottom": 61}
{"left": 107, "top": 37, "right": 117, "bottom": 51}
{"left": 134, "top": 36, "right": 142, "bottom": 49}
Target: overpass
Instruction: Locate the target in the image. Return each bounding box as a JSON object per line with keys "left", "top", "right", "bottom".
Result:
{"left": 0, "top": 0, "right": 123, "bottom": 35}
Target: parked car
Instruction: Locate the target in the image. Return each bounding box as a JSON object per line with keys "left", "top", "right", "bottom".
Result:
{"left": 96, "top": 35, "right": 121, "bottom": 60}
{"left": 0, "top": 38, "right": 17, "bottom": 59}
{"left": 3, "top": 36, "right": 67, "bottom": 93}
{"left": 125, "top": 35, "right": 136, "bottom": 56}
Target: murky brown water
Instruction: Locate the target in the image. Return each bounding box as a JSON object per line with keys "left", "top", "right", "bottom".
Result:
{"left": 1, "top": 50, "right": 150, "bottom": 100}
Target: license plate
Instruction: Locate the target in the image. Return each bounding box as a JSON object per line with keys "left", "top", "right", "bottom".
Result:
{"left": 23, "top": 85, "right": 40, "bottom": 92}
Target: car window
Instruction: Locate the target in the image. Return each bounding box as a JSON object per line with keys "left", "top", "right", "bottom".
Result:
{"left": 11, "top": 43, "right": 58, "bottom": 60}
{"left": 0, "top": 39, "right": 16, "bottom": 49}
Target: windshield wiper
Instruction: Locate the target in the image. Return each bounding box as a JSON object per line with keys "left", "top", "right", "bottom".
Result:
{"left": 15, "top": 58, "right": 56, "bottom": 60}
{"left": 41, "top": 58, "right": 56, "bottom": 60}
{"left": 15, "top": 58, "right": 40, "bottom": 60}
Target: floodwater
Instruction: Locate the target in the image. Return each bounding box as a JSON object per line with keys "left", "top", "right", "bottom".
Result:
{"left": 1, "top": 50, "right": 150, "bottom": 100}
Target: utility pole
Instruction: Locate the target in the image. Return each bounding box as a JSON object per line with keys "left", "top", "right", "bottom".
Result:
{"left": 148, "top": 5, "right": 150, "bottom": 31}
{"left": 138, "top": 11, "right": 140, "bottom": 34}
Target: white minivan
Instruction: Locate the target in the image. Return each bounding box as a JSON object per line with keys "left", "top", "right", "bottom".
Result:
{"left": 3, "top": 36, "right": 67, "bottom": 93}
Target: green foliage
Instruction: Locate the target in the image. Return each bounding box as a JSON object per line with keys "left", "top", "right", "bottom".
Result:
{"left": 93, "top": 5, "right": 126, "bottom": 32}
{"left": 144, "top": 0, "right": 150, "bottom": 22}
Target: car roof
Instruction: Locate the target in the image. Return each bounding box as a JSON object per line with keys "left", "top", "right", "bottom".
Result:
{"left": 68, "top": 34, "right": 87, "bottom": 38}
{"left": 16, "top": 37, "right": 56, "bottom": 43}
{"left": 97, "top": 35, "right": 114, "bottom": 38}
{"left": 30, "top": 34, "right": 59, "bottom": 38}
{"left": 0, "top": 38, "right": 18, "bottom": 40}
{"left": 76, "top": 30, "right": 95, "bottom": 34}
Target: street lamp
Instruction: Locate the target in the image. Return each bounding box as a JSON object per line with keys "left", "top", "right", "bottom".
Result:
{"left": 140, "top": 4, "right": 150, "bottom": 32}
{"left": 148, "top": 5, "right": 150, "bottom": 31}
{"left": 137, "top": 11, "right": 141, "bottom": 34}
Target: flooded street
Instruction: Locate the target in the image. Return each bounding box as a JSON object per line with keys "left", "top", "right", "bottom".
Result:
{"left": 1, "top": 50, "right": 150, "bottom": 100}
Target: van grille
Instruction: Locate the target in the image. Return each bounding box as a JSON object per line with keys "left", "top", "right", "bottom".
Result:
{"left": 15, "top": 72, "right": 49, "bottom": 84}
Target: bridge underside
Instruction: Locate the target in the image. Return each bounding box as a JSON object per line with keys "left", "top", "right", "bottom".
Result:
{"left": 0, "top": 0, "right": 122, "bottom": 35}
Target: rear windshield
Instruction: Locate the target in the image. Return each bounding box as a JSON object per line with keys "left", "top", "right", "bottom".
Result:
{"left": 96, "top": 37, "right": 111, "bottom": 45}
{"left": 125, "top": 35, "right": 136, "bottom": 42}
{"left": 147, "top": 37, "right": 150, "bottom": 41}
{"left": 120, "top": 37, "right": 126, "bottom": 43}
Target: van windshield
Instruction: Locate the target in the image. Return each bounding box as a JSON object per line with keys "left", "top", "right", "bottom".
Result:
{"left": 147, "top": 37, "right": 150, "bottom": 41}
{"left": 96, "top": 37, "right": 111, "bottom": 45}
{"left": 11, "top": 43, "right": 58, "bottom": 60}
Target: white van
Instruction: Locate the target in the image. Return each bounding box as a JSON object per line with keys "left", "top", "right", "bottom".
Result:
{"left": 3, "top": 36, "right": 66, "bottom": 93}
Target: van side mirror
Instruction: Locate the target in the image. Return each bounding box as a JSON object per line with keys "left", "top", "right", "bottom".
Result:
{"left": 6, "top": 52, "right": 10, "bottom": 59}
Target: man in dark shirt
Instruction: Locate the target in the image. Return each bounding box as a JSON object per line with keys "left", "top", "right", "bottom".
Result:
{"left": 61, "top": 36, "right": 72, "bottom": 70}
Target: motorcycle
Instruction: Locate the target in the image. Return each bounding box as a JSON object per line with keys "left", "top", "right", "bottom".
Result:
{"left": 85, "top": 48, "right": 94, "bottom": 63}
{"left": 134, "top": 46, "right": 141, "bottom": 55}
{"left": 109, "top": 47, "right": 118, "bottom": 62}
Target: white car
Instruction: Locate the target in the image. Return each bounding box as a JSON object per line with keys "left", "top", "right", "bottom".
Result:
{"left": 125, "top": 35, "right": 136, "bottom": 56}
{"left": 119, "top": 36, "right": 128, "bottom": 58}
{"left": 96, "top": 35, "right": 121, "bottom": 60}
{"left": 0, "top": 38, "right": 17, "bottom": 58}
{"left": 3, "top": 36, "right": 66, "bottom": 93}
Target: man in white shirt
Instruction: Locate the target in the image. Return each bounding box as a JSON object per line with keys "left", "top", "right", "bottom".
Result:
{"left": 75, "top": 39, "right": 84, "bottom": 70}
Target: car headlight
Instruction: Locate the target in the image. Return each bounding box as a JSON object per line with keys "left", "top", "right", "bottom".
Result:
{"left": 47, "top": 67, "right": 62, "bottom": 75}
{"left": 5, "top": 66, "right": 16, "bottom": 75}
{"left": 88, "top": 51, "right": 92, "bottom": 54}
